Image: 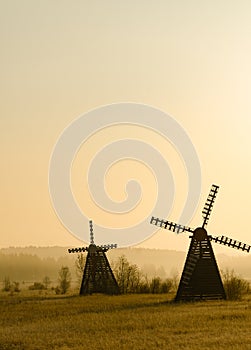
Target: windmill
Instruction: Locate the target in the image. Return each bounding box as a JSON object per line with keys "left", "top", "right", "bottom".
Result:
{"left": 68, "top": 220, "right": 120, "bottom": 295}
{"left": 150, "top": 184, "right": 250, "bottom": 301}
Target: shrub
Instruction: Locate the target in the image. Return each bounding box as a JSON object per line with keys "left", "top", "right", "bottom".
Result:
{"left": 13, "top": 282, "right": 20, "bottom": 292}
{"left": 29, "top": 282, "right": 46, "bottom": 290}
{"left": 160, "top": 279, "right": 173, "bottom": 293}
{"left": 2, "top": 277, "right": 20, "bottom": 293}
{"left": 149, "top": 277, "right": 173, "bottom": 294}
{"left": 222, "top": 269, "right": 250, "bottom": 300}
{"left": 54, "top": 286, "right": 61, "bottom": 295}
{"left": 138, "top": 280, "right": 150, "bottom": 293}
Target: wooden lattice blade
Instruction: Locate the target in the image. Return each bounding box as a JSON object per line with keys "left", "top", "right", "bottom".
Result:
{"left": 68, "top": 221, "right": 118, "bottom": 256}
{"left": 202, "top": 184, "right": 219, "bottom": 228}
{"left": 150, "top": 216, "right": 194, "bottom": 234}
{"left": 68, "top": 247, "right": 88, "bottom": 253}
{"left": 100, "top": 244, "right": 117, "bottom": 249}
{"left": 211, "top": 235, "right": 251, "bottom": 253}
{"left": 89, "top": 220, "right": 94, "bottom": 244}
{"left": 68, "top": 244, "right": 117, "bottom": 253}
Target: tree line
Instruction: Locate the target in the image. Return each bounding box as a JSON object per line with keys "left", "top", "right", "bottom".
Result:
{"left": 60, "top": 254, "right": 251, "bottom": 299}
{"left": 112, "top": 255, "right": 177, "bottom": 294}
{"left": 0, "top": 252, "right": 74, "bottom": 282}
{"left": 1, "top": 254, "right": 250, "bottom": 300}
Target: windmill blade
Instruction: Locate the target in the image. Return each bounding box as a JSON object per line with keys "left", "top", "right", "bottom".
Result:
{"left": 68, "top": 247, "right": 88, "bottom": 253}
{"left": 202, "top": 184, "right": 219, "bottom": 228}
{"left": 150, "top": 216, "right": 194, "bottom": 234}
{"left": 99, "top": 244, "right": 118, "bottom": 250}
{"left": 89, "top": 220, "right": 94, "bottom": 244}
{"left": 211, "top": 235, "right": 250, "bottom": 253}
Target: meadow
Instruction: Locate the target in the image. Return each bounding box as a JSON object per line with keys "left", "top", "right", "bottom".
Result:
{"left": 0, "top": 291, "right": 250, "bottom": 350}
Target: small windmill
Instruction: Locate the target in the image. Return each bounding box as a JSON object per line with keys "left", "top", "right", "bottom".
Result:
{"left": 150, "top": 184, "right": 250, "bottom": 301}
{"left": 68, "top": 220, "right": 120, "bottom": 295}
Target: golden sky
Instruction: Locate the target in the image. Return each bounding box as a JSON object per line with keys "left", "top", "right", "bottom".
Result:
{"left": 1, "top": 1, "right": 251, "bottom": 255}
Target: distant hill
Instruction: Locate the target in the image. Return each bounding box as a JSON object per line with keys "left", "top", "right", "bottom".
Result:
{"left": 0, "top": 246, "right": 250, "bottom": 282}
{"left": 0, "top": 246, "right": 70, "bottom": 259}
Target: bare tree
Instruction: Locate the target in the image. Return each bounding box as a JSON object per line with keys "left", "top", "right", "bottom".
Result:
{"left": 113, "top": 255, "right": 142, "bottom": 293}
{"left": 2, "top": 276, "right": 11, "bottom": 292}
{"left": 43, "top": 276, "right": 51, "bottom": 290}
{"left": 75, "top": 253, "right": 86, "bottom": 283}
{"left": 150, "top": 277, "right": 161, "bottom": 293}
{"left": 57, "top": 266, "right": 71, "bottom": 294}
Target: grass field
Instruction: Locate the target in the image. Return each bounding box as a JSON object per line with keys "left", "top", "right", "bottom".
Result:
{"left": 0, "top": 291, "right": 250, "bottom": 350}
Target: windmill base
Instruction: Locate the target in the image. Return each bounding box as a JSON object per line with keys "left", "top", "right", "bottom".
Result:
{"left": 175, "top": 292, "right": 226, "bottom": 302}
{"left": 175, "top": 236, "right": 226, "bottom": 302}
{"left": 80, "top": 248, "right": 120, "bottom": 295}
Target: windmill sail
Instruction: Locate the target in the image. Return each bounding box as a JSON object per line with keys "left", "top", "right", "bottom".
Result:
{"left": 202, "top": 184, "right": 219, "bottom": 228}
{"left": 150, "top": 216, "right": 193, "bottom": 234}
{"left": 211, "top": 235, "right": 251, "bottom": 252}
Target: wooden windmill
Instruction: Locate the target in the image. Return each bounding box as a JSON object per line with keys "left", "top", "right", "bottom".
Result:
{"left": 68, "top": 220, "right": 120, "bottom": 295}
{"left": 150, "top": 184, "right": 250, "bottom": 302}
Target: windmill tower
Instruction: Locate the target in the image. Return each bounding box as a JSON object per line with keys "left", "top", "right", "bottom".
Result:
{"left": 150, "top": 184, "right": 250, "bottom": 302}
{"left": 68, "top": 220, "right": 120, "bottom": 295}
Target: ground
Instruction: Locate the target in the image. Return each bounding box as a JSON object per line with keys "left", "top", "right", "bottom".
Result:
{"left": 0, "top": 291, "right": 250, "bottom": 350}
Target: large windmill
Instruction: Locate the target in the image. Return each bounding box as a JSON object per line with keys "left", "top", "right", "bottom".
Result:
{"left": 150, "top": 184, "right": 250, "bottom": 301}
{"left": 68, "top": 220, "right": 120, "bottom": 295}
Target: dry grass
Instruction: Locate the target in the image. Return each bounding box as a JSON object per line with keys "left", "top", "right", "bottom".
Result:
{"left": 0, "top": 291, "right": 250, "bottom": 350}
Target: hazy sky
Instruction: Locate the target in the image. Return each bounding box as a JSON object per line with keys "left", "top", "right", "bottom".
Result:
{"left": 1, "top": 1, "right": 251, "bottom": 255}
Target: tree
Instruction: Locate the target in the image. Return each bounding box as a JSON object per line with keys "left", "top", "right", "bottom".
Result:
{"left": 2, "top": 276, "right": 11, "bottom": 292}
{"left": 150, "top": 277, "right": 161, "bottom": 293}
{"left": 2, "top": 277, "right": 20, "bottom": 293}
{"left": 43, "top": 276, "right": 51, "bottom": 290}
{"left": 138, "top": 277, "right": 150, "bottom": 293}
{"left": 170, "top": 269, "right": 180, "bottom": 293}
{"left": 75, "top": 253, "right": 86, "bottom": 283}
{"left": 113, "top": 255, "right": 174, "bottom": 294}
{"left": 57, "top": 266, "right": 71, "bottom": 294}
{"left": 113, "top": 255, "right": 143, "bottom": 293}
